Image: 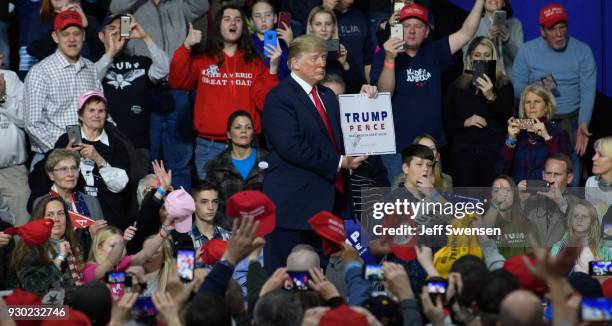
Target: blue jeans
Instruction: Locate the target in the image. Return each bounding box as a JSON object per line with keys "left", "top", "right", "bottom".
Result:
{"left": 150, "top": 90, "right": 194, "bottom": 191}
{"left": 194, "top": 137, "right": 227, "bottom": 180}
{"left": 381, "top": 153, "right": 403, "bottom": 184}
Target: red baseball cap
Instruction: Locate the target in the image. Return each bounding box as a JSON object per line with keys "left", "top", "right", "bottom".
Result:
{"left": 319, "top": 305, "right": 368, "bottom": 326}
{"left": 200, "top": 239, "right": 227, "bottom": 265}
{"left": 4, "top": 289, "right": 43, "bottom": 326}
{"left": 539, "top": 3, "right": 568, "bottom": 29}
{"left": 381, "top": 212, "right": 418, "bottom": 261}
{"left": 54, "top": 10, "right": 84, "bottom": 31}
{"left": 308, "top": 211, "right": 345, "bottom": 256}
{"left": 4, "top": 219, "right": 54, "bottom": 247}
{"left": 399, "top": 3, "right": 429, "bottom": 25}
{"left": 226, "top": 191, "right": 276, "bottom": 237}
{"left": 503, "top": 254, "right": 547, "bottom": 294}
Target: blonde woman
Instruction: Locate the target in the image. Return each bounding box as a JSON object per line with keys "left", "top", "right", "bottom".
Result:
{"left": 496, "top": 83, "right": 571, "bottom": 184}
{"left": 551, "top": 200, "right": 610, "bottom": 273}
{"left": 141, "top": 234, "right": 173, "bottom": 295}
{"left": 586, "top": 136, "right": 612, "bottom": 221}
{"left": 306, "top": 6, "right": 363, "bottom": 92}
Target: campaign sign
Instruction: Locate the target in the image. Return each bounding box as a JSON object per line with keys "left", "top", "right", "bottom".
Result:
{"left": 339, "top": 92, "right": 396, "bottom": 155}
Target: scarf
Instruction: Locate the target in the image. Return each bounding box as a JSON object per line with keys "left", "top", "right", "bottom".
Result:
{"left": 51, "top": 238, "right": 83, "bottom": 286}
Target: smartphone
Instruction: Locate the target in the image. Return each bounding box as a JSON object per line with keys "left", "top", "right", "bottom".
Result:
{"left": 66, "top": 124, "right": 82, "bottom": 146}
{"left": 526, "top": 180, "right": 550, "bottom": 193}
{"left": 263, "top": 30, "right": 277, "bottom": 56}
{"left": 390, "top": 23, "right": 404, "bottom": 42}
{"left": 106, "top": 271, "right": 130, "bottom": 284}
{"left": 284, "top": 271, "right": 310, "bottom": 291}
{"left": 514, "top": 118, "right": 536, "bottom": 130}
{"left": 177, "top": 249, "right": 195, "bottom": 282}
{"left": 120, "top": 15, "right": 131, "bottom": 38}
{"left": 362, "top": 264, "right": 383, "bottom": 281}
{"left": 543, "top": 301, "right": 553, "bottom": 322}
{"left": 471, "top": 60, "right": 496, "bottom": 86}
{"left": 131, "top": 296, "right": 157, "bottom": 318}
{"left": 589, "top": 261, "right": 612, "bottom": 276}
{"left": 580, "top": 298, "right": 612, "bottom": 322}
{"left": 278, "top": 11, "right": 291, "bottom": 30}
{"left": 425, "top": 279, "right": 447, "bottom": 303}
{"left": 603, "top": 223, "right": 612, "bottom": 240}
{"left": 492, "top": 10, "right": 507, "bottom": 27}
{"left": 326, "top": 39, "right": 340, "bottom": 53}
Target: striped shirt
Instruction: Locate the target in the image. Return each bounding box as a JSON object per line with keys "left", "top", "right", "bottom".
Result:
{"left": 24, "top": 50, "right": 101, "bottom": 153}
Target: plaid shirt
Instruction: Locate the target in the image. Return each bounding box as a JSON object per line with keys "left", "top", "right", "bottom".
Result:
{"left": 24, "top": 50, "right": 101, "bottom": 153}
{"left": 189, "top": 223, "right": 231, "bottom": 251}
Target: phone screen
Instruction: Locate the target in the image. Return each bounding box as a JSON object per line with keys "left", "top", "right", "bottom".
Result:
{"left": 131, "top": 296, "right": 157, "bottom": 317}
{"left": 589, "top": 261, "right": 612, "bottom": 276}
{"left": 363, "top": 264, "right": 383, "bottom": 281}
{"left": 581, "top": 298, "right": 612, "bottom": 321}
{"left": 177, "top": 250, "right": 195, "bottom": 282}
{"left": 285, "top": 271, "right": 310, "bottom": 291}
{"left": 120, "top": 15, "right": 131, "bottom": 37}
{"left": 603, "top": 224, "right": 612, "bottom": 240}
{"left": 426, "top": 280, "right": 447, "bottom": 294}
{"left": 278, "top": 12, "right": 291, "bottom": 30}
{"left": 326, "top": 39, "right": 340, "bottom": 53}
{"left": 263, "top": 30, "right": 277, "bottom": 56}
{"left": 106, "top": 271, "right": 127, "bottom": 284}
{"left": 492, "top": 10, "right": 507, "bottom": 27}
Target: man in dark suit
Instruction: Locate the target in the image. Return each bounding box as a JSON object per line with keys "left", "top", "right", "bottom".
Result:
{"left": 262, "top": 35, "right": 377, "bottom": 273}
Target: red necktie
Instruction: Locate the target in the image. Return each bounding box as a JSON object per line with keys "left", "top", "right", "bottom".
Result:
{"left": 310, "top": 87, "right": 345, "bottom": 194}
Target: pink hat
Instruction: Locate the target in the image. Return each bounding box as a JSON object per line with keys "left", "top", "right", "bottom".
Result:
{"left": 539, "top": 3, "right": 568, "bottom": 29}
{"left": 78, "top": 90, "right": 107, "bottom": 112}
{"left": 164, "top": 188, "right": 195, "bottom": 233}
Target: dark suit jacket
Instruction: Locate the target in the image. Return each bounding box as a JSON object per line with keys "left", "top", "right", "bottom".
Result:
{"left": 263, "top": 76, "right": 345, "bottom": 230}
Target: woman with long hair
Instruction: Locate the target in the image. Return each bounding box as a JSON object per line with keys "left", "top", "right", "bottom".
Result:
{"left": 140, "top": 234, "right": 174, "bottom": 295}
{"left": 9, "top": 196, "right": 84, "bottom": 304}
{"left": 496, "top": 83, "right": 571, "bottom": 184}
{"left": 203, "top": 110, "right": 268, "bottom": 202}
{"left": 445, "top": 36, "right": 514, "bottom": 187}
{"left": 551, "top": 200, "right": 611, "bottom": 273}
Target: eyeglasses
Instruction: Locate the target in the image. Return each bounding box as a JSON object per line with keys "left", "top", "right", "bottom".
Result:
{"left": 53, "top": 166, "right": 80, "bottom": 174}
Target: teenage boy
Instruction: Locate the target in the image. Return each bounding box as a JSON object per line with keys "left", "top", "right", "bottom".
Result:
{"left": 189, "top": 181, "right": 230, "bottom": 254}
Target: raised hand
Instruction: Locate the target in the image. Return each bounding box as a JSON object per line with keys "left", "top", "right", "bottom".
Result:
{"left": 152, "top": 160, "right": 172, "bottom": 190}
{"left": 276, "top": 22, "right": 293, "bottom": 44}
{"left": 184, "top": 22, "right": 202, "bottom": 49}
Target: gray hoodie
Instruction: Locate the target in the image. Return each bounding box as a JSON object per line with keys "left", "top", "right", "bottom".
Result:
{"left": 109, "top": 0, "right": 209, "bottom": 59}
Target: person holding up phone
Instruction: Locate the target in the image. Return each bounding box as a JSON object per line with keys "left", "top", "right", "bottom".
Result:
{"left": 496, "top": 83, "right": 571, "bottom": 184}
{"left": 250, "top": 0, "right": 290, "bottom": 79}
{"left": 445, "top": 36, "right": 514, "bottom": 187}
{"left": 462, "top": 0, "right": 523, "bottom": 77}
{"left": 550, "top": 200, "right": 611, "bottom": 274}
{"left": 305, "top": 6, "right": 364, "bottom": 93}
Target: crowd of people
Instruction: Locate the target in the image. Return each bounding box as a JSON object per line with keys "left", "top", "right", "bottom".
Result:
{"left": 0, "top": 0, "right": 611, "bottom": 325}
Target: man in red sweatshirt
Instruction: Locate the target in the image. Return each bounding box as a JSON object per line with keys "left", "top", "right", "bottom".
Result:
{"left": 169, "top": 4, "right": 281, "bottom": 180}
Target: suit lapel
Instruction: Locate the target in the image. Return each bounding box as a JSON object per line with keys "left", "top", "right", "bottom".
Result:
{"left": 288, "top": 78, "right": 330, "bottom": 137}
{"left": 319, "top": 87, "right": 345, "bottom": 153}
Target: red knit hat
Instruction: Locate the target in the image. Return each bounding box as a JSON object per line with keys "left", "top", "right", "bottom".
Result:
{"left": 308, "top": 211, "right": 345, "bottom": 256}
{"left": 4, "top": 219, "right": 54, "bottom": 246}
{"left": 539, "top": 3, "right": 568, "bottom": 29}
{"left": 226, "top": 191, "right": 276, "bottom": 237}
{"left": 503, "top": 254, "right": 547, "bottom": 294}
{"left": 319, "top": 305, "right": 368, "bottom": 326}
{"left": 200, "top": 239, "right": 228, "bottom": 265}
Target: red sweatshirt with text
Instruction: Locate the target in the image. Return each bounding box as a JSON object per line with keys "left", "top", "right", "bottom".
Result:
{"left": 169, "top": 45, "right": 278, "bottom": 140}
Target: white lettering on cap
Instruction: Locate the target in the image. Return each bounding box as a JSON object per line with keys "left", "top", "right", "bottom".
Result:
{"left": 239, "top": 206, "right": 265, "bottom": 219}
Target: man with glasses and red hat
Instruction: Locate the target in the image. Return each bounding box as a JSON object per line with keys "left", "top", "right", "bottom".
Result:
{"left": 24, "top": 10, "right": 102, "bottom": 170}
{"left": 512, "top": 3, "right": 597, "bottom": 187}
{"left": 371, "top": 0, "right": 485, "bottom": 181}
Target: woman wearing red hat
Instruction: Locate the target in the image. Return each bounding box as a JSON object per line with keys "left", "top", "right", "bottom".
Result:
{"left": 8, "top": 196, "right": 84, "bottom": 304}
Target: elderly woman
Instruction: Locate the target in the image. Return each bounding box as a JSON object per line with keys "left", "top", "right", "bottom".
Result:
{"left": 306, "top": 6, "right": 364, "bottom": 93}
{"left": 496, "top": 83, "right": 571, "bottom": 184}
{"left": 586, "top": 136, "right": 612, "bottom": 221}
{"left": 203, "top": 111, "right": 268, "bottom": 203}
{"left": 54, "top": 90, "right": 131, "bottom": 230}
{"left": 445, "top": 36, "right": 514, "bottom": 187}
{"left": 9, "top": 196, "right": 84, "bottom": 304}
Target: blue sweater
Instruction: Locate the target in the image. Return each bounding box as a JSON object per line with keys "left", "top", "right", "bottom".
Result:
{"left": 512, "top": 37, "right": 596, "bottom": 125}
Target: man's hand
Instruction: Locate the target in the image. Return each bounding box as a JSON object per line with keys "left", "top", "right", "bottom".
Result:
{"left": 128, "top": 16, "right": 149, "bottom": 41}
{"left": 152, "top": 292, "right": 181, "bottom": 326}
{"left": 383, "top": 37, "right": 405, "bottom": 61}
{"left": 416, "top": 174, "right": 435, "bottom": 197}
{"left": 308, "top": 267, "right": 339, "bottom": 301}
{"left": 341, "top": 155, "right": 367, "bottom": 170}
{"left": 152, "top": 160, "right": 172, "bottom": 191}
{"left": 420, "top": 287, "right": 445, "bottom": 326}
{"left": 260, "top": 267, "right": 289, "bottom": 296}
{"left": 103, "top": 30, "right": 126, "bottom": 59}
{"left": 575, "top": 123, "right": 591, "bottom": 156}
{"left": 381, "top": 262, "right": 414, "bottom": 300}
{"left": 464, "top": 114, "right": 487, "bottom": 128}
{"left": 359, "top": 84, "right": 378, "bottom": 98}
{"left": 184, "top": 22, "right": 202, "bottom": 49}
{"left": 248, "top": 237, "right": 265, "bottom": 263}
{"left": 339, "top": 243, "right": 361, "bottom": 263}
{"left": 0, "top": 232, "right": 11, "bottom": 247}
{"left": 222, "top": 217, "right": 263, "bottom": 266}
{"left": 109, "top": 292, "right": 138, "bottom": 326}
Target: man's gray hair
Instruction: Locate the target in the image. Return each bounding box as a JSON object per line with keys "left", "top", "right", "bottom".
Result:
{"left": 287, "top": 244, "right": 320, "bottom": 271}
{"left": 254, "top": 290, "right": 303, "bottom": 326}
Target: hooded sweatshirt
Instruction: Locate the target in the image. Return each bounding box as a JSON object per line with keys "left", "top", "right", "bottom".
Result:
{"left": 168, "top": 45, "right": 278, "bottom": 140}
